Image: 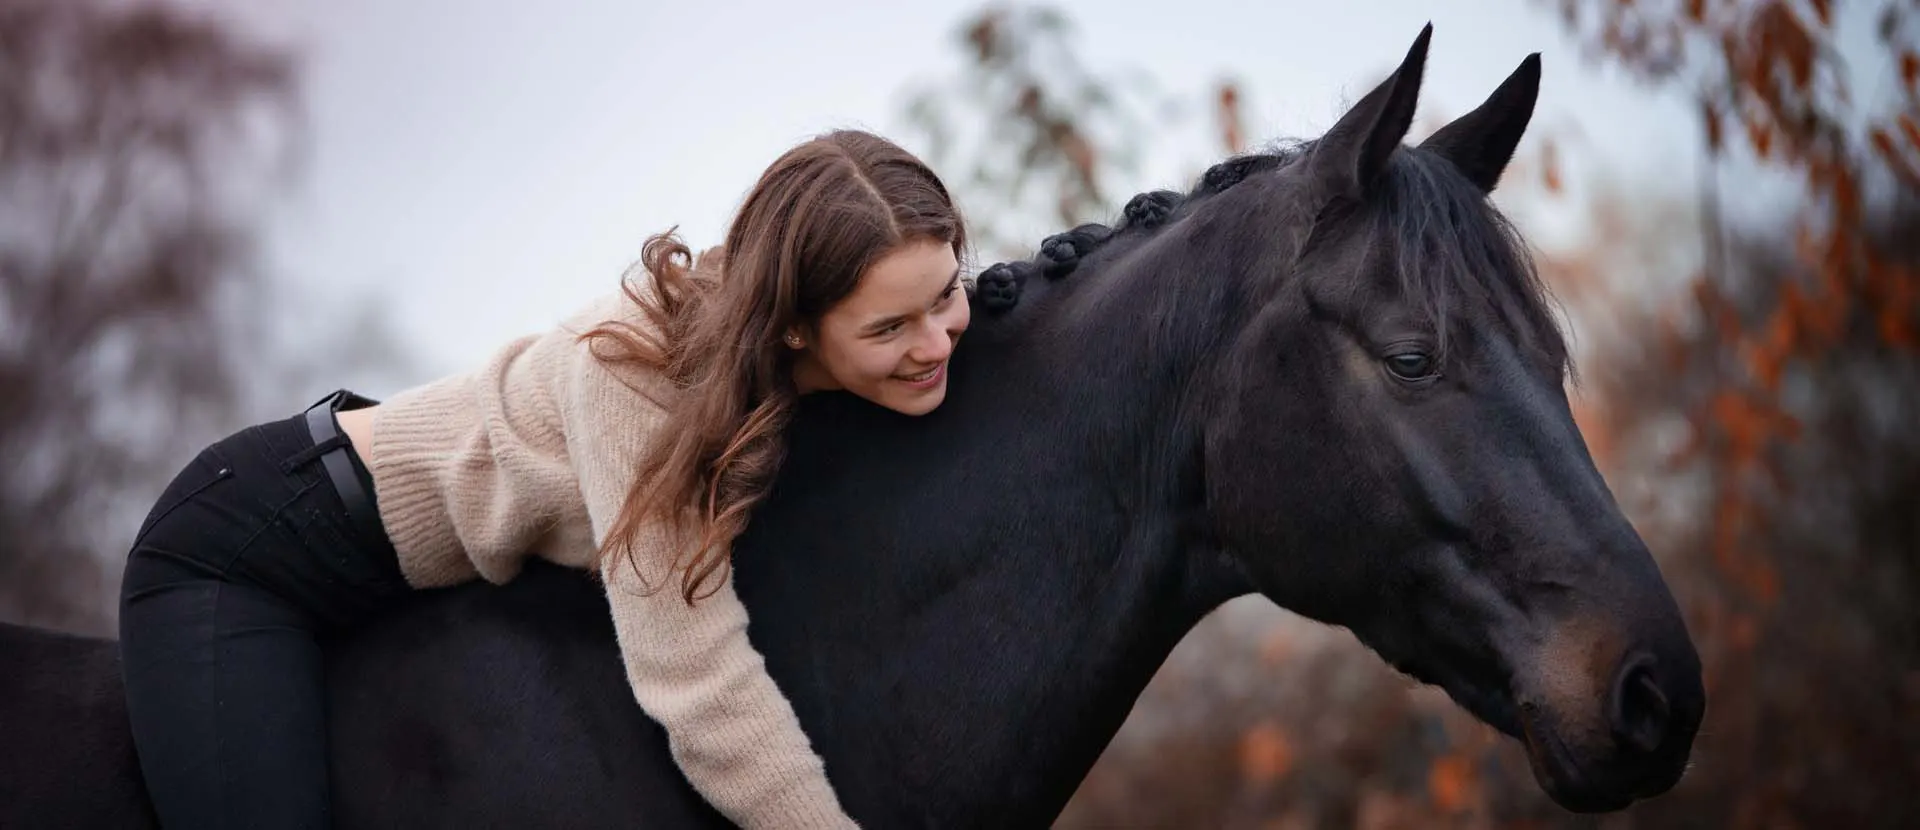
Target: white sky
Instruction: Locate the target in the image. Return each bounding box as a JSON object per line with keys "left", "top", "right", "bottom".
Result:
{"left": 212, "top": 0, "right": 1702, "bottom": 388}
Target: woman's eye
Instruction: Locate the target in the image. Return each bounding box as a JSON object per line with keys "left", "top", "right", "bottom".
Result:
{"left": 1385, "top": 352, "right": 1435, "bottom": 380}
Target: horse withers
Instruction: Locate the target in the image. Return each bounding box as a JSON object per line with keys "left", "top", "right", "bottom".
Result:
{"left": 0, "top": 24, "right": 1701, "bottom": 828}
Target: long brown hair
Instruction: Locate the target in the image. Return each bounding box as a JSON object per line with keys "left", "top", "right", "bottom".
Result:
{"left": 580, "top": 129, "right": 967, "bottom": 604}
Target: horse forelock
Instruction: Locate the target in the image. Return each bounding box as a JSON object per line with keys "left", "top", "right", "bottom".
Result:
{"left": 1358, "top": 147, "right": 1571, "bottom": 379}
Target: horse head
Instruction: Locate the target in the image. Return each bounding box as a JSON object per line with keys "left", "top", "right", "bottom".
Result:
{"left": 1174, "top": 25, "right": 1705, "bottom": 813}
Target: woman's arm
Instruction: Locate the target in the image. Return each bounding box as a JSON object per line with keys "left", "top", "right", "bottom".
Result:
{"left": 600, "top": 552, "right": 854, "bottom": 828}
{"left": 560, "top": 329, "right": 856, "bottom": 830}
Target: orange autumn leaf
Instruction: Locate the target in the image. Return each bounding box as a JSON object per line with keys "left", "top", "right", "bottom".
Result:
{"left": 1881, "top": 298, "right": 1917, "bottom": 349}
{"left": 1747, "top": 117, "right": 1774, "bottom": 159}
{"left": 1541, "top": 138, "right": 1563, "bottom": 193}
{"left": 1748, "top": 340, "right": 1786, "bottom": 391}
{"left": 1769, "top": 290, "right": 1803, "bottom": 352}
{"left": 1761, "top": 4, "right": 1815, "bottom": 91}
{"left": 1870, "top": 127, "right": 1900, "bottom": 166}
{"left": 1708, "top": 392, "right": 1760, "bottom": 461}
{"left": 1217, "top": 82, "right": 1244, "bottom": 155}
{"left": 1831, "top": 164, "right": 1863, "bottom": 227}
{"left": 1427, "top": 753, "right": 1476, "bottom": 813}
{"left": 1692, "top": 278, "right": 1740, "bottom": 337}
{"left": 1238, "top": 723, "right": 1295, "bottom": 786}
{"left": 1655, "top": 310, "right": 1695, "bottom": 380}
{"left": 1877, "top": 122, "right": 1920, "bottom": 185}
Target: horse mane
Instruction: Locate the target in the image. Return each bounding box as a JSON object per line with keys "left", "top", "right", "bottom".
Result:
{"left": 970, "top": 145, "right": 1296, "bottom": 311}
{"left": 977, "top": 136, "right": 1570, "bottom": 382}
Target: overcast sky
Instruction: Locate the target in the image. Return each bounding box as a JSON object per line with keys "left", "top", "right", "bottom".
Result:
{"left": 208, "top": 0, "right": 1701, "bottom": 389}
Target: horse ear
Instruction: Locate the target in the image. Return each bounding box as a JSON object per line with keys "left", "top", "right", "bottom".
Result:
{"left": 1418, "top": 52, "right": 1541, "bottom": 192}
{"left": 1306, "top": 22, "right": 1432, "bottom": 206}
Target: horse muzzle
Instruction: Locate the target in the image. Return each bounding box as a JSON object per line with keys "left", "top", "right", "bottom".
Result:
{"left": 1515, "top": 644, "right": 1704, "bottom": 813}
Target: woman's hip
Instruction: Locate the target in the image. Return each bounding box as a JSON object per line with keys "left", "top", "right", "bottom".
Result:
{"left": 121, "top": 394, "right": 408, "bottom": 629}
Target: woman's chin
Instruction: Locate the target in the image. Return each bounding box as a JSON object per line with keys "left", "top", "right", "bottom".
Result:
{"left": 883, "top": 385, "right": 947, "bottom": 416}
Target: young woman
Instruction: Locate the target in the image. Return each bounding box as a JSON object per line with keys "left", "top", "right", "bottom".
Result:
{"left": 118, "top": 129, "right": 977, "bottom": 829}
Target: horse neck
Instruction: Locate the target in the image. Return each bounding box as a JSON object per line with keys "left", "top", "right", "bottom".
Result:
{"left": 1044, "top": 227, "right": 1255, "bottom": 411}
{"left": 867, "top": 488, "right": 1233, "bottom": 824}
{"left": 735, "top": 263, "right": 1253, "bottom": 823}
{"left": 859, "top": 242, "right": 1257, "bottom": 821}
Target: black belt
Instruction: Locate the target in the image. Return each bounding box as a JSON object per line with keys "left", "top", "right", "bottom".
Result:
{"left": 302, "top": 388, "right": 385, "bottom": 547}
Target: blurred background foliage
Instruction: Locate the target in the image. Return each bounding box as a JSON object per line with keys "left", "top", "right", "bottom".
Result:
{"left": 2, "top": 0, "right": 1914, "bottom": 826}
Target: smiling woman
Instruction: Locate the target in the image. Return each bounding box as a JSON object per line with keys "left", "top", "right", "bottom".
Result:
{"left": 585, "top": 131, "right": 973, "bottom": 607}
{"left": 788, "top": 238, "right": 968, "bottom": 414}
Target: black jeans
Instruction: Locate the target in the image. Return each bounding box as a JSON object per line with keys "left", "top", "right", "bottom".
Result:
{"left": 119, "top": 390, "right": 410, "bottom": 830}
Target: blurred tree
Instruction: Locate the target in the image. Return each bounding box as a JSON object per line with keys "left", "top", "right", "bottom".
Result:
{"left": 897, "top": 5, "right": 1239, "bottom": 260}
{"left": 1, "top": 0, "right": 298, "bottom": 634}
{"left": 1544, "top": 0, "right": 1920, "bottom": 602}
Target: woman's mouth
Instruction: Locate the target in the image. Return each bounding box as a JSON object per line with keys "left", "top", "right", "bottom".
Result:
{"left": 893, "top": 362, "right": 946, "bottom": 390}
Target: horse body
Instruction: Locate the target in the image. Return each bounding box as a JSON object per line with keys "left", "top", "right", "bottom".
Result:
{"left": 1, "top": 25, "right": 1705, "bottom": 828}
{"left": 0, "top": 622, "right": 155, "bottom": 826}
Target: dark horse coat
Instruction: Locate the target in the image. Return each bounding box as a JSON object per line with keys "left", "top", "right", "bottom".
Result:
{"left": 0, "top": 25, "right": 1705, "bottom": 828}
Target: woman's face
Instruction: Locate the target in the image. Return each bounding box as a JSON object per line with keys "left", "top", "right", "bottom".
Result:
{"left": 790, "top": 237, "right": 970, "bottom": 416}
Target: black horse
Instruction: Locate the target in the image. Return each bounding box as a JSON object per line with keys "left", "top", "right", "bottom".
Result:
{"left": 0, "top": 25, "right": 1703, "bottom": 828}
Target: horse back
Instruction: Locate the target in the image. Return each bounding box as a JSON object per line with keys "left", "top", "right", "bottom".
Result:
{"left": 0, "top": 621, "right": 157, "bottom": 828}
{"left": 323, "top": 561, "right": 732, "bottom": 828}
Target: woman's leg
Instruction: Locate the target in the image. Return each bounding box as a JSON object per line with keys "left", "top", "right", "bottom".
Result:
{"left": 121, "top": 550, "right": 333, "bottom": 830}
{"left": 118, "top": 397, "right": 409, "bottom": 830}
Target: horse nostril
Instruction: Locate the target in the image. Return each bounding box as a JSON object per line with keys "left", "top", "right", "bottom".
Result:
{"left": 1608, "top": 652, "right": 1671, "bottom": 756}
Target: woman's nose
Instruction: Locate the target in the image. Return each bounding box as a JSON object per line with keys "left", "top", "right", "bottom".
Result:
{"left": 910, "top": 322, "right": 954, "bottom": 364}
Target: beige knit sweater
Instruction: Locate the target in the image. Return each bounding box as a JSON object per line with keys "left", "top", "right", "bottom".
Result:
{"left": 362, "top": 277, "right": 856, "bottom": 829}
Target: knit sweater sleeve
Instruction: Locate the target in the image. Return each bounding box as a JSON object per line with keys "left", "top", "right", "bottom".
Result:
{"left": 559, "top": 328, "right": 859, "bottom": 830}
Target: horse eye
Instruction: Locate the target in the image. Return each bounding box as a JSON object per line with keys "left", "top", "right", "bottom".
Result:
{"left": 1386, "top": 352, "right": 1435, "bottom": 380}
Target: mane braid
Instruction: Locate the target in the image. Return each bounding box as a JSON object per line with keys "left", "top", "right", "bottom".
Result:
{"left": 973, "top": 142, "right": 1311, "bottom": 314}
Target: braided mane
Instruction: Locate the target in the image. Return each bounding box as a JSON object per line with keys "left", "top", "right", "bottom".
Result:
{"left": 973, "top": 145, "right": 1306, "bottom": 312}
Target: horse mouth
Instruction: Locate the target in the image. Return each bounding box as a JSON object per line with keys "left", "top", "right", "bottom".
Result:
{"left": 1517, "top": 705, "right": 1634, "bottom": 813}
